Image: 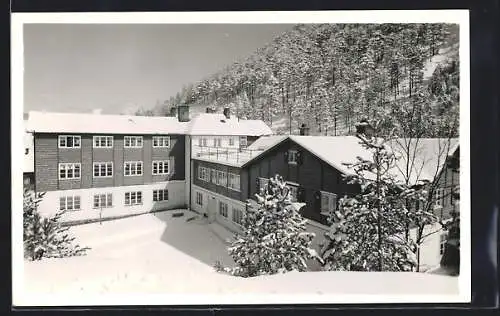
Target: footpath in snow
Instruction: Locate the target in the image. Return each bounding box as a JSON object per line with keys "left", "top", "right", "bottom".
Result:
{"left": 17, "top": 210, "right": 461, "bottom": 306}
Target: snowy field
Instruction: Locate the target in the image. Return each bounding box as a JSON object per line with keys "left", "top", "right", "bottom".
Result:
{"left": 17, "top": 210, "right": 461, "bottom": 306}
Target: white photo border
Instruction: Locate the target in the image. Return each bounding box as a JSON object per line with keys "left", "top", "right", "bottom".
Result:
{"left": 11, "top": 10, "right": 471, "bottom": 306}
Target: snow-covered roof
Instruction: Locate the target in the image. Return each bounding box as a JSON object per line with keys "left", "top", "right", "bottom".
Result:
{"left": 187, "top": 113, "right": 272, "bottom": 136}
{"left": 26, "top": 111, "right": 190, "bottom": 135}
{"left": 290, "top": 135, "right": 373, "bottom": 175}
{"left": 243, "top": 135, "right": 459, "bottom": 185}
{"left": 291, "top": 136, "right": 459, "bottom": 184}
{"left": 246, "top": 135, "right": 288, "bottom": 151}
{"left": 26, "top": 111, "right": 273, "bottom": 137}
{"left": 387, "top": 138, "right": 459, "bottom": 184}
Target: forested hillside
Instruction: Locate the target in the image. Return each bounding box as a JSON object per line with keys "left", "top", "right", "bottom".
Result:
{"left": 139, "top": 24, "right": 459, "bottom": 137}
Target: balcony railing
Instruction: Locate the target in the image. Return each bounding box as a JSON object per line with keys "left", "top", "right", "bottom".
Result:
{"left": 192, "top": 145, "right": 263, "bottom": 164}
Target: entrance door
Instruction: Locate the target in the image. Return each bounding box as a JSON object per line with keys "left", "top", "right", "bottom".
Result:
{"left": 207, "top": 195, "right": 217, "bottom": 223}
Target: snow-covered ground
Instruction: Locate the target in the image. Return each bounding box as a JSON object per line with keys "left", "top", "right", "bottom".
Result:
{"left": 17, "top": 210, "right": 462, "bottom": 306}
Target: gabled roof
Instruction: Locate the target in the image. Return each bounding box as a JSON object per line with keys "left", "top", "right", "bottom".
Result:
{"left": 187, "top": 113, "right": 273, "bottom": 136}
{"left": 26, "top": 111, "right": 190, "bottom": 135}
{"left": 290, "top": 136, "right": 372, "bottom": 176}
{"left": 243, "top": 135, "right": 459, "bottom": 185}
{"left": 246, "top": 135, "right": 288, "bottom": 151}
{"left": 387, "top": 138, "right": 459, "bottom": 184}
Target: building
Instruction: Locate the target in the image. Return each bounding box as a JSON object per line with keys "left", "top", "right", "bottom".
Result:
{"left": 25, "top": 107, "right": 273, "bottom": 224}
{"left": 187, "top": 108, "right": 274, "bottom": 232}
{"left": 25, "top": 106, "right": 459, "bottom": 270}
{"left": 189, "top": 128, "right": 459, "bottom": 271}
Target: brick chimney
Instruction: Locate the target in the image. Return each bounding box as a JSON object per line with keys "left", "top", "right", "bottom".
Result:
{"left": 355, "top": 118, "right": 375, "bottom": 138}
{"left": 299, "top": 123, "right": 310, "bottom": 136}
{"left": 177, "top": 104, "right": 190, "bottom": 122}
{"left": 223, "top": 107, "right": 231, "bottom": 119}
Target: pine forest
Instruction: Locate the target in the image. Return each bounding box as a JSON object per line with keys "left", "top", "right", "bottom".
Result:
{"left": 139, "top": 23, "right": 460, "bottom": 138}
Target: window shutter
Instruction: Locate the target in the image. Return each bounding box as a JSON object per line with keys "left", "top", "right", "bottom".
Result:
{"left": 329, "top": 194, "right": 337, "bottom": 211}
{"left": 284, "top": 150, "right": 288, "bottom": 163}
{"left": 297, "top": 151, "right": 303, "bottom": 165}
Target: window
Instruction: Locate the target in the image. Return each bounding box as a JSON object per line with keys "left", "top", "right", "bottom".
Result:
{"left": 198, "top": 166, "right": 211, "bottom": 182}
{"left": 219, "top": 201, "right": 228, "bottom": 218}
{"left": 93, "top": 136, "right": 113, "bottom": 148}
{"left": 320, "top": 191, "right": 337, "bottom": 216}
{"left": 58, "top": 163, "right": 81, "bottom": 180}
{"left": 288, "top": 150, "right": 298, "bottom": 164}
{"left": 59, "top": 196, "right": 81, "bottom": 211}
{"left": 288, "top": 185, "right": 298, "bottom": 202}
{"left": 435, "top": 188, "right": 444, "bottom": 207}
{"left": 153, "top": 189, "right": 169, "bottom": 202}
{"left": 240, "top": 136, "right": 247, "bottom": 147}
{"left": 124, "top": 136, "right": 143, "bottom": 148}
{"left": 228, "top": 173, "right": 241, "bottom": 191}
{"left": 152, "top": 160, "right": 169, "bottom": 175}
{"left": 232, "top": 207, "right": 244, "bottom": 226}
{"left": 229, "top": 138, "right": 235, "bottom": 146}
{"left": 153, "top": 136, "right": 170, "bottom": 148}
{"left": 124, "top": 161, "right": 143, "bottom": 176}
{"left": 196, "top": 192, "right": 203, "bottom": 206}
{"left": 202, "top": 138, "right": 207, "bottom": 147}
{"left": 93, "top": 162, "right": 113, "bottom": 177}
{"left": 217, "top": 170, "right": 227, "bottom": 186}
{"left": 198, "top": 138, "right": 203, "bottom": 147}
{"left": 213, "top": 138, "right": 222, "bottom": 147}
{"left": 93, "top": 193, "right": 113, "bottom": 208}
{"left": 125, "top": 191, "right": 142, "bottom": 206}
{"left": 440, "top": 232, "right": 448, "bottom": 255}
{"left": 58, "top": 135, "right": 81, "bottom": 148}
{"left": 211, "top": 169, "right": 217, "bottom": 184}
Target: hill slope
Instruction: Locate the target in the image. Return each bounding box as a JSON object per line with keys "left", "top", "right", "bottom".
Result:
{"left": 144, "top": 24, "right": 459, "bottom": 137}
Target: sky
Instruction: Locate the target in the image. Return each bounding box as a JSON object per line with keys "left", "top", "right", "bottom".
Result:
{"left": 23, "top": 24, "right": 293, "bottom": 115}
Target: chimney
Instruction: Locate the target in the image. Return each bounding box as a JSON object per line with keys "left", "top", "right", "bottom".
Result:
{"left": 223, "top": 107, "right": 231, "bottom": 119}
{"left": 177, "top": 104, "right": 190, "bottom": 122}
{"left": 355, "top": 118, "right": 375, "bottom": 138}
{"left": 299, "top": 123, "right": 310, "bottom": 136}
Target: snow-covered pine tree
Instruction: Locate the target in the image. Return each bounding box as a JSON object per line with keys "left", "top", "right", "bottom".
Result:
{"left": 321, "top": 123, "right": 416, "bottom": 271}
{"left": 23, "top": 189, "right": 90, "bottom": 261}
{"left": 228, "top": 175, "right": 322, "bottom": 277}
